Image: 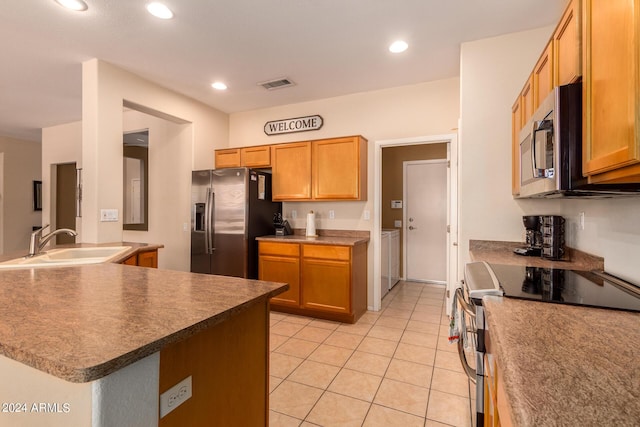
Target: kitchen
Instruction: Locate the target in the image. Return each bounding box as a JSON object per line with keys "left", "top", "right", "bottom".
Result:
{"left": 1, "top": 0, "right": 640, "bottom": 426}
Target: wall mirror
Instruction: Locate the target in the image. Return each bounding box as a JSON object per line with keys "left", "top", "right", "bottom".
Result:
{"left": 123, "top": 130, "right": 149, "bottom": 230}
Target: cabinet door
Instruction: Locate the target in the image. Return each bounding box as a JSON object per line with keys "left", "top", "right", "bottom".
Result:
{"left": 302, "top": 258, "right": 350, "bottom": 314}
{"left": 583, "top": 0, "right": 640, "bottom": 182}
{"left": 137, "top": 250, "right": 158, "bottom": 268}
{"left": 511, "top": 97, "right": 522, "bottom": 196}
{"left": 259, "top": 255, "right": 300, "bottom": 306}
{"left": 554, "top": 0, "right": 581, "bottom": 86}
{"left": 533, "top": 41, "right": 554, "bottom": 109}
{"left": 123, "top": 254, "right": 137, "bottom": 266}
{"left": 272, "top": 142, "right": 312, "bottom": 200}
{"left": 521, "top": 74, "right": 535, "bottom": 125}
{"left": 241, "top": 145, "right": 271, "bottom": 167}
{"left": 312, "top": 136, "right": 367, "bottom": 200}
{"left": 215, "top": 149, "right": 241, "bottom": 169}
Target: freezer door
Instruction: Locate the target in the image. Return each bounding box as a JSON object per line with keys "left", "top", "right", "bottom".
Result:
{"left": 191, "top": 170, "right": 212, "bottom": 274}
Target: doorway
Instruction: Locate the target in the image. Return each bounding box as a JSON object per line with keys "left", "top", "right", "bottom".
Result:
{"left": 55, "top": 163, "right": 77, "bottom": 245}
{"left": 403, "top": 160, "right": 447, "bottom": 283}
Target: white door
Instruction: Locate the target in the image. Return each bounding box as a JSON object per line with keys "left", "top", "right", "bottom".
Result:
{"left": 404, "top": 160, "right": 447, "bottom": 283}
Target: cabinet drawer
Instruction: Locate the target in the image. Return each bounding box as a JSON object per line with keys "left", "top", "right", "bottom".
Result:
{"left": 259, "top": 241, "right": 300, "bottom": 257}
{"left": 302, "top": 244, "right": 350, "bottom": 261}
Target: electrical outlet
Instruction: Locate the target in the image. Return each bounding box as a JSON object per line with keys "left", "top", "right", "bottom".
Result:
{"left": 363, "top": 210, "right": 370, "bottom": 220}
{"left": 291, "top": 210, "right": 297, "bottom": 219}
{"left": 183, "top": 222, "right": 188, "bottom": 232}
{"left": 160, "top": 376, "right": 192, "bottom": 418}
{"left": 100, "top": 209, "right": 118, "bottom": 222}
{"left": 579, "top": 212, "right": 585, "bottom": 230}
{"left": 329, "top": 210, "right": 335, "bottom": 219}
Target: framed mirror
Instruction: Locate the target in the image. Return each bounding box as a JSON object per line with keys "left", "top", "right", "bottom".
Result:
{"left": 123, "top": 130, "right": 149, "bottom": 231}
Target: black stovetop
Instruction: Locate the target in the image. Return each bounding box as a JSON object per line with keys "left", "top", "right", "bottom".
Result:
{"left": 488, "top": 263, "right": 640, "bottom": 312}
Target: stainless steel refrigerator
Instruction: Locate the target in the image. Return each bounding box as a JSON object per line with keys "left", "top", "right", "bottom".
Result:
{"left": 191, "top": 168, "right": 281, "bottom": 279}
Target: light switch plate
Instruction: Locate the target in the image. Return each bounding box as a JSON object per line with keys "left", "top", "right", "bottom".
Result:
{"left": 160, "top": 376, "right": 192, "bottom": 418}
{"left": 363, "top": 210, "right": 370, "bottom": 220}
{"left": 391, "top": 200, "right": 403, "bottom": 209}
{"left": 100, "top": 209, "right": 118, "bottom": 222}
{"left": 394, "top": 220, "right": 402, "bottom": 228}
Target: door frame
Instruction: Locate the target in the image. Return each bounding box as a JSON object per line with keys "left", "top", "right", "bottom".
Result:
{"left": 402, "top": 159, "right": 448, "bottom": 284}
{"left": 373, "top": 134, "right": 458, "bottom": 312}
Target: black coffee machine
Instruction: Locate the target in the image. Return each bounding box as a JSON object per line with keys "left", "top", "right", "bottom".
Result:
{"left": 273, "top": 213, "right": 292, "bottom": 236}
{"left": 514, "top": 215, "right": 543, "bottom": 256}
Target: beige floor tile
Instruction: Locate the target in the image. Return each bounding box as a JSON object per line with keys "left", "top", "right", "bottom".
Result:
{"left": 357, "top": 312, "right": 381, "bottom": 325}
{"left": 269, "top": 410, "right": 302, "bottom": 427}
{"left": 307, "top": 318, "right": 341, "bottom": 330}
{"left": 380, "top": 307, "right": 412, "bottom": 319}
{"left": 410, "top": 311, "right": 442, "bottom": 324}
{"left": 308, "top": 344, "right": 354, "bottom": 367}
{"left": 345, "top": 351, "right": 391, "bottom": 376}
{"left": 394, "top": 342, "right": 436, "bottom": 366}
{"left": 288, "top": 360, "right": 340, "bottom": 389}
{"left": 294, "top": 326, "right": 334, "bottom": 343}
{"left": 425, "top": 420, "right": 454, "bottom": 427}
{"left": 437, "top": 334, "right": 458, "bottom": 353}
{"left": 324, "top": 331, "right": 364, "bottom": 350}
{"left": 275, "top": 338, "right": 320, "bottom": 359}
{"left": 384, "top": 358, "right": 433, "bottom": 388}
{"left": 386, "top": 301, "right": 416, "bottom": 311}
{"left": 375, "top": 316, "right": 409, "bottom": 330}
{"left": 431, "top": 367, "right": 470, "bottom": 398}
{"left": 336, "top": 322, "right": 373, "bottom": 336}
{"left": 306, "top": 391, "right": 371, "bottom": 427}
{"left": 416, "top": 297, "right": 444, "bottom": 307}
{"left": 271, "top": 312, "right": 289, "bottom": 321}
{"left": 434, "top": 350, "right": 464, "bottom": 373}
{"left": 283, "top": 315, "right": 314, "bottom": 325}
{"left": 367, "top": 325, "right": 404, "bottom": 341}
{"left": 413, "top": 304, "right": 443, "bottom": 315}
{"left": 269, "top": 380, "right": 324, "bottom": 420}
{"left": 270, "top": 352, "right": 305, "bottom": 378}
{"left": 400, "top": 330, "right": 438, "bottom": 349}
{"left": 270, "top": 376, "right": 284, "bottom": 393}
{"left": 426, "top": 389, "right": 472, "bottom": 427}
{"left": 357, "top": 336, "right": 398, "bottom": 357}
{"left": 363, "top": 404, "right": 425, "bottom": 427}
{"left": 328, "top": 368, "right": 382, "bottom": 402}
{"left": 271, "top": 333, "right": 290, "bottom": 351}
{"left": 271, "top": 317, "right": 283, "bottom": 327}
{"left": 373, "top": 378, "right": 430, "bottom": 417}
{"left": 272, "top": 321, "right": 306, "bottom": 337}
{"left": 405, "top": 320, "right": 440, "bottom": 335}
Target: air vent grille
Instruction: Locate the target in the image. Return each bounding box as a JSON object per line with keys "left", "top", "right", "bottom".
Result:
{"left": 258, "top": 78, "right": 295, "bottom": 90}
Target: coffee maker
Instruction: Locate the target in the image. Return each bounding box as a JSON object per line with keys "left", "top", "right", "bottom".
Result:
{"left": 514, "top": 215, "right": 542, "bottom": 256}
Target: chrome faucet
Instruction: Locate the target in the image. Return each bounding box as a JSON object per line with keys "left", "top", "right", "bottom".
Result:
{"left": 28, "top": 224, "right": 78, "bottom": 257}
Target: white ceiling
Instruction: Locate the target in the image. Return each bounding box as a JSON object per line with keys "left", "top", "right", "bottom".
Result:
{"left": 0, "top": 1, "right": 565, "bottom": 142}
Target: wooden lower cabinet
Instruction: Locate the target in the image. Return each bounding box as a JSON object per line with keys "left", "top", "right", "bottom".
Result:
{"left": 485, "top": 330, "right": 514, "bottom": 427}
{"left": 121, "top": 249, "right": 158, "bottom": 268}
{"left": 259, "top": 240, "right": 367, "bottom": 323}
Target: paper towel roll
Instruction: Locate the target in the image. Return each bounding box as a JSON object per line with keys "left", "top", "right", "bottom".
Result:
{"left": 306, "top": 210, "right": 317, "bottom": 237}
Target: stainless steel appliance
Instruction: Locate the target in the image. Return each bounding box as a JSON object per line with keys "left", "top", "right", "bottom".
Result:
{"left": 517, "top": 83, "right": 640, "bottom": 198}
{"left": 513, "top": 215, "right": 542, "bottom": 256}
{"left": 456, "top": 261, "right": 640, "bottom": 426}
{"left": 514, "top": 215, "right": 565, "bottom": 259}
{"left": 191, "top": 168, "right": 281, "bottom": 279}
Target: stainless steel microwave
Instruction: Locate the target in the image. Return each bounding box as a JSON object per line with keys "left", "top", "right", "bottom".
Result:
{"left": 517, "top": 83, "right": 640, "bottom": 198}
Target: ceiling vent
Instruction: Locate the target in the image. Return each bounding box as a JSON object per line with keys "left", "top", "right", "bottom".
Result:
{"left": 258, "top": 77, "right": 295, "bottom": 90}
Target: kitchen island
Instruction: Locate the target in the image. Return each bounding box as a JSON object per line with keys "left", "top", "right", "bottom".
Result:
{"left": 0, "top": 263, "right": 287, "bottom": 426}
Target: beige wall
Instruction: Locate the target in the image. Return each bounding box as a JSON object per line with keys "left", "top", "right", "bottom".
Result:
{"left": 459, "top": 27, "right": 640, "bottom": 283}
{"left": 229, "top": 79, "right": 460, "bottom": 307}
{"left": 381, "top": 144, "right": 447, "bottom": 275}
{"left": 81, "top": 59, "right": 228, "bottom": 244}
{"left": 0, "top": 136, "right": 42, "bottom": 254}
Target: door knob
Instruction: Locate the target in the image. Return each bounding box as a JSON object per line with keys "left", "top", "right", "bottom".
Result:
{"left": 409, "top": 218, "right": 414, "bottom": 222}
{"left": 408, "top": 225, "right": 417, "bottom": 230}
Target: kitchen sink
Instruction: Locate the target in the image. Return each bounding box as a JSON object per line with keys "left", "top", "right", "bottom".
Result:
{"left": 0, "top": 246, "right": 132, "bottom": 269}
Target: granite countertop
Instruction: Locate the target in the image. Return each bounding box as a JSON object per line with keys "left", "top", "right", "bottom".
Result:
{"left": 469, "top": 239, "right": 604, "bottom": 271}
{"left": 483, "top": 296, "right": 640, "bottom": 426}
{"left": 0, "top": 263, "right": 287, "bottom": 383}
{"left": 257, "top": 229, "right": 369, "bottom": 246}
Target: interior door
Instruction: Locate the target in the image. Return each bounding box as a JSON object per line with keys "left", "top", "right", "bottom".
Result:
{"left": 404, "top": 160, "right": 447, "bottom": 282}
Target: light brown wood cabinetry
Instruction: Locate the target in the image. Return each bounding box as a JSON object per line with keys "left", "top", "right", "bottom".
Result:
{"left": 258, "top": 240, "right": 367, "bottom": 323}
{"left": 240, "top": 145, "right": 271, "bottom": 167}
{"left": 582, "top": 0, "right": 640, "bottom": 183}
{"left": 312, "top": 136, "right": 367, "bottom": 200}
{"left": 214, "top": 148, "right": 241, "bottom": 169}
{"left": 554, "top": 0, "right": 581, "bottom": 86}
{"left": 520, "top": 74, "right": 534, "bottom": 125}
{"left": 122, "top": 249, "right": 158, "bottom": 268}
{"left": 533, "top": 41, "right": 554, "bottom": 109}
{"left": 484, "top": 334, "right": 514, "bottom": 427}
{"left": 271, "top": 141, "right": 313, "bottom": 200}
{"left": 511, "top": 98, "right": 522, "bottom": 196}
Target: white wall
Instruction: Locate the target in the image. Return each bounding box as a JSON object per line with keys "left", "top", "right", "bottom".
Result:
{"left": 230, "top": 79, "right": 461, "bottom": 306}
{"left": 81, "top": 59, "right": 228, "bottom": 244}
{"left": 0, "top": 136, "right": 42, "bottom": 254}
{"left": 459, "top": 28, "right": 640, "bottom": 283}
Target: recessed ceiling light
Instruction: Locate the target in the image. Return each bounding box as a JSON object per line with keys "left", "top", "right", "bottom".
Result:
{"left": 389, "top": 40, "right": 409, "bottom": 53}
{"left": 211, "top": 82, "right": 228, "bottom": 91}
{"left": 54, "top": 0, "right": 88, "bottom": 11}
{"left": 146, "top": 2, "right": 174, "bottom": 19}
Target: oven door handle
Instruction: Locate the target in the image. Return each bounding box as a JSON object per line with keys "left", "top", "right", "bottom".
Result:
{"left": 454, "top": 288, "right": 477, "bottom": 382}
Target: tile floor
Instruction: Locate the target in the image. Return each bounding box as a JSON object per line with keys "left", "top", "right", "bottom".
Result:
{"left": 269, "top": 281, "right": 473, "bottom": 427}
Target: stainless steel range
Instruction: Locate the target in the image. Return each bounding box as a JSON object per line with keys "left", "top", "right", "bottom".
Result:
{"left": 455, "top": 261, "right": 640, "bottom": 426}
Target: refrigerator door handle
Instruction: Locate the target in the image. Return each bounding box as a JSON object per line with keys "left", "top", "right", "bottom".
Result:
{"left": 209, "top": 190, "right": 216, "bottom": 253}
{"left": 204, "top": 188, "right": 212, "bottom": 254}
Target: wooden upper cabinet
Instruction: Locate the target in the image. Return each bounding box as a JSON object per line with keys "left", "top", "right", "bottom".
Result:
{"left": 215, "top": 149, "right": 241, "bottom": 169}
{"left": 272, "top": 142, "right": 312, "bottom": 200}
{"left": 511, "top": 97, "right": 522, "bottom": 196}
{"left": 521, "top": 74, "right": 535, "bottom": 125}
{"left": 553, "top": 0, "right": 581, "bottom": 86}
{"left": 240, "top": 145, "right": 271, "bottom": 168}
{"left": 533, "top": 41, "right": 554, "bottom": 109}
{"left": 312, "top": 136, "right": 367, "bottom": 200}
{"left": 582, "top": 0, "right": 640, "bottom": 183}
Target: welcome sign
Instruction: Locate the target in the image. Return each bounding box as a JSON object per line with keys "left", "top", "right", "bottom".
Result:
{"left": 264, "top": 115, "right": 323, "bottom": 136}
